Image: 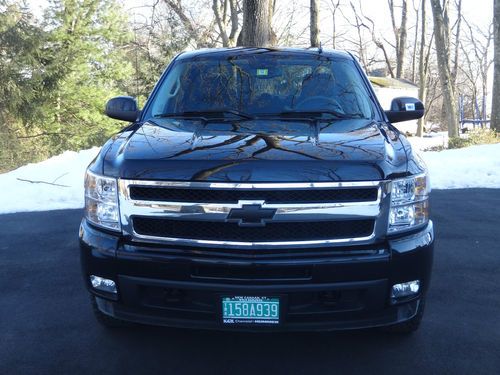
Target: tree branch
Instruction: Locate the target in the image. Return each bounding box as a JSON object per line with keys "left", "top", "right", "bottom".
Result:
{"left": 16, "top": 178, "right": 70, "bottom": 188}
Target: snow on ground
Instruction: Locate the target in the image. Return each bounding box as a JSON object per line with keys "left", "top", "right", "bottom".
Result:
{"left": 0, "top": 148, "right": 100, "bottom": 214}
{"left": 418, "top": 143, "right": 500, "bottom": 189}
{"left": 0, "top": 140, "right": 499, "bottom": 214}
{"left": 405, "top": 133, "right": 500, "bottom": 189}
{"left": 407, "top": 131, "right": 448, "bottom": 151}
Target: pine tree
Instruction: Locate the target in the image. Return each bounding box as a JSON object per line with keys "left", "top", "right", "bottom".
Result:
{"left": 0, "top": 1, "right": 48, "bottom": 171}
{"left": 40, "top": 0, "right": 134, "bottom": 152}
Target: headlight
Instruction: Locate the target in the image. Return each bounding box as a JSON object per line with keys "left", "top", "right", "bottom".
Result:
{"left": 84, "top": 170, "right": 121, "bottom": 231}
{"left": 388, "top": 174, "right": 429, "bottom": 233}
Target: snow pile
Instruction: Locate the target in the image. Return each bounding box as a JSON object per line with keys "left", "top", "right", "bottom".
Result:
{"left": 406, "top": 134, "right": 500, "bottom": 189}
{"left": 407, "top": 132, "right": 448, "bottom": 151}
{"left": 418, "top": 143, "right": 500, "bottom": 189}
{"left": 0, "top": 148, "right": 100, "bottom": 214}
{"left": 0, "top": 142, "right": 499, "bottom": 214}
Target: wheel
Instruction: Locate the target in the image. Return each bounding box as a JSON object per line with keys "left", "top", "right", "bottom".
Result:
{"left": 383, "top": 298, "right": 426, "bottom": 334}
{"left": 90, "top": 295, "right": 132, "bottom": 328}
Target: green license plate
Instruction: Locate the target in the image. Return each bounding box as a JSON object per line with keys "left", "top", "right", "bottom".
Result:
{"left": 222, "top": 296, "right": 280, "bottom": 325}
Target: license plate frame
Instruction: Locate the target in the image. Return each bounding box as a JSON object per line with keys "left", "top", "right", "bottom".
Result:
{"left": 221, "top": 295, "right": 281, "bottom": 326}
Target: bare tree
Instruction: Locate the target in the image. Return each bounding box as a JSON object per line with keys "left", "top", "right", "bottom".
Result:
{"left": 163, "top": 0, "right": 198, "bottom": 41}
{"left": 411, "top": 0, "right": 420, "bottom": 82}
{"left": 163, "top": 0, "right": 216, "bottom": 48}
{"left": 416, "top": 0, "right": 427, "bottom": 136}
{"left": 492, "top": 0, "right": 500, "bottom": 131}
{"left": 460, "top": 19, "right": 494, "bottom": 123}
{"left": 364, "top": 14, "right": 395, "bottom": 77}
{"left": 430, "top": 0, "right": 459, "bottom": 137}
{"left": 212, "top": 0, "right": 241, "bottom": 47}
{"left": 273, "top": 1, "right": 302, "bottom": 45}
{"left": 328, "top": 0, "right": 341, "bottom": 49}
{"left": 451, "top": 0, "right": 462, "bottom": 86}
{"left": 310, "top": 0, "right": 320, "bottom": 47}
{"left": 344, "top": 1, "right": 368, "bottom": 70}
{"left": 237, "top": 0, "right": 274, "bottom": 46}
{"left": 388, "top": 0, "right": 408, "bottom": 78}
{"left": 339, "top": 1, "right": 381, "bottom": 73}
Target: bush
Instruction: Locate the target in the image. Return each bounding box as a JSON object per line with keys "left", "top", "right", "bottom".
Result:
{"left": 448, "top": 129, "right": 500, "bottom": 149}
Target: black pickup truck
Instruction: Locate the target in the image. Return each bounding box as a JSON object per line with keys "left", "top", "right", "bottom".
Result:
{"left": 79, "top": 47, "right": 434, "bottom": 333}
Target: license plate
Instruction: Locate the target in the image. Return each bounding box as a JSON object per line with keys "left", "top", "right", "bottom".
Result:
{"left": 222, "top": 296, "right": 280, "bottom": 325}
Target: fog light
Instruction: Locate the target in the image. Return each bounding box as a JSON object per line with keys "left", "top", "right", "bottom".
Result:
{"left": 90, "top": 275, "right": 117, "bottom": 294}
{"left": 391, "top": 280, "right": 420, "bottom": 299}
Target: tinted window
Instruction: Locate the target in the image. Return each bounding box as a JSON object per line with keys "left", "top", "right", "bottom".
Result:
{"left": 147, "top": 54, "right": 375, "bottom": 119}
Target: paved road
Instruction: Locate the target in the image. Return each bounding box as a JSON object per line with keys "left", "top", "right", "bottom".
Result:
{"left": 1, "top": 189, "right": 499, "bottom": 375}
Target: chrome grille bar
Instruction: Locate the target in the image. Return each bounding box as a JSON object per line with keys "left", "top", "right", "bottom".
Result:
{"left": 118, "top": 180, "right": 391, "bottom": 248}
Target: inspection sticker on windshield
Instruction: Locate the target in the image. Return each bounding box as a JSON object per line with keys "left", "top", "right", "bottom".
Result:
{"left": 222, "top": 296, "right": 280, "bottom": 325}
{"left": 405, "top": 103, "right": 416, "bottom": 111}
{"left": 256, "top": 68, "right": 269, "bottom": 76}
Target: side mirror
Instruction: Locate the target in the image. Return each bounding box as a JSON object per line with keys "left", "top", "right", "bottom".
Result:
{"left": 105, "top": 96, "right": 140, "bottom": 122}
{"left": 385, "top": 97, "right": 424, "bottom": 124}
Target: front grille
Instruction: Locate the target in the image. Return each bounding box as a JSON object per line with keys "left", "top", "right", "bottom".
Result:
{"left": 129, "top": 186, "right": 378, "bottom": 203}
{"left": 120, "top": 179, "right": 385, "bottom": 247}
{"left": 132, "top": 217, "right": 375, "bottom": 242}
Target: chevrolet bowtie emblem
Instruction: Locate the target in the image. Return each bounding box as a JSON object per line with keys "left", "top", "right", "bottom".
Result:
{"left": 226, "top": 203, "right": 277, "bottom": 227}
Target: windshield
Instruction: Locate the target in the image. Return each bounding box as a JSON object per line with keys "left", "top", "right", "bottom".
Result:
{"left": 146, "top": 54, "right": 375, "bottom": 120}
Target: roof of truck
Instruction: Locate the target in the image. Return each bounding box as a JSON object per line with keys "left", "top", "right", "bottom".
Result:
{"left": 176, "top": 47, "right": 353, "bottom": 61}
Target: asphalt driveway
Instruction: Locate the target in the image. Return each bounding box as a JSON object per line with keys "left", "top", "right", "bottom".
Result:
{"left": 1, "top": 189, "right": 499, "bottom": 374}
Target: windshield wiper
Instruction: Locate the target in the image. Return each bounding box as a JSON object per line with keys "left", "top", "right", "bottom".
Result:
{"left": 155, "top": 109, "right": 254, "bottom": 121}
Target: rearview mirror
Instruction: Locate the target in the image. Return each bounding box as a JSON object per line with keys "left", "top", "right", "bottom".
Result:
{"left": 105, "top": 96, "right": 140, "bottom": 122}
{"left": 385, "top": 97, "right": 424, "bottom": 124}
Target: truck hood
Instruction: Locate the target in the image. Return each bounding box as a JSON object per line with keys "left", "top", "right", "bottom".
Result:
{"left": 96, "top": 118, "right": 408, "bottom": 181}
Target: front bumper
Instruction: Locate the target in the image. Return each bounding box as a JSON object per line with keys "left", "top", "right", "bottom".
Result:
{"left": 79, "top": 220, "right": 434, "bottom": 331}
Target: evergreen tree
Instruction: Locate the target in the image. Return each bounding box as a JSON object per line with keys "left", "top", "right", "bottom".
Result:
{"left": 0, "top": 0, "right": 135, "bottom": 172}
{"left": 0, "top": 1, "right": 47, "bottom": 170}
{"left": 40, "top": 0, "right": 134, "bottom": 152}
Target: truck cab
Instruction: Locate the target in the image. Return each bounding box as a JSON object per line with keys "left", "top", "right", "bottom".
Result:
{"left": 80, "top": 47, "right": 433, "bottom": 333}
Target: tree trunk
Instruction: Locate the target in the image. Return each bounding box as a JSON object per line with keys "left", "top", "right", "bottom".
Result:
{"left": 237, "top": 0, "right": 273, "bottom": 47}
{"left": 213, "top": 0, "right": 230, "bottom": 47}
{"left": 331, "top": 0, "right": 340, "bottom": 49}
{"left": 411, "top": 1, "right": 419, "bottom": 83}
{"left": 388, "top": 0, "right": 408, "bottom": 79}
{"left": 452, "top": 0, "right": 462, "bottom": 86}
{"left": 492, "top": 0, "right": 500, "bottom": 131}
{"left": 417, "top": 0, "right": 427, "bottom": 137}
{"left": 310, "top": 0, "right": 320, "bottom": 47}
{"left": 397, "top": 0, "right": 407, "bottom": 78}
{"left": 212, "top": 0, "right": 240, "bottom": 47}
{"left": 430, "top": 0, "right": 459, "bottom": 138}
